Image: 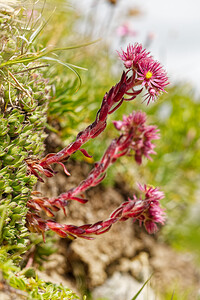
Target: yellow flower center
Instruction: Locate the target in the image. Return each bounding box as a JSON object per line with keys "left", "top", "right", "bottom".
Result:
{"left": 145, "top": 71, "right": 153, "bottom": 79}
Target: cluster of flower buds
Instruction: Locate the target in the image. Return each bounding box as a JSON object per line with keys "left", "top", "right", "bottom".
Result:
{"left": 113, "top": 110, "right": 159, "bottom": 164}
{"left": 26, "top": 43, "right": 168, "bottom": 180}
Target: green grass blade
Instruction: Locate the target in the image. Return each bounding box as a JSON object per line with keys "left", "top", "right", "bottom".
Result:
{"left": 28, "top": 6, "right": 56, "bottom": 46}
{"left": 29, "top": 21, "right": 44, "bottom": 44}
{"left": 0, "top": 40, "right": 99, "bottom": 68}
{"left": 171, "top": 290, "right": 175, "bottom": 299}
{"left": 131, "top": 274, "right": 153, "bottom": 300}
{"left": 45, "top": 38, "right": 101, "bottom": 52}
{"left": 41, "top": 56, "right": 82, "bottom": 89}
{"left": 63, "top": 62, "right": 87, "bottom": 71}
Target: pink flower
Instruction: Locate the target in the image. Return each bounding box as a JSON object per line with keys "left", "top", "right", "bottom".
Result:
{"left": 118, "top": 43, "right": 150, "bottom": 69}
{"left": 137, "top": 57, "right": 169, "bottom": 104}
{"left": 144, "top": 221, "right": 159, "bottom": 234}
{"left": 117, "top": 24, "right": 130, "bottom": 37}
{"left": 113, "top": 111, "right": 160, "bottom": 164}
{"left": 118, "top": 44, "right": 169, "bottom": 104}
{"left": 111, "top": 184, "right": 166, "bottom": 234}
{"left": 139, "top": 184, "right": 165, "bottom": 202}
{"left": 137, "top": 185, "right": 166, "bottom": 233}
{"left": 116, "top": 23, "right": 137, "bottom": 37}
{"left": 113, "top": 110, "right": 146, "bottom": 132}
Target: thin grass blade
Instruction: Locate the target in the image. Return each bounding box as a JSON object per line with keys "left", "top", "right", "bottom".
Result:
{"left": 41, "top": 56, "right": 82, "bottom": 89}
{"left": 131, "top": 274, "right": 153, "bottom": 300}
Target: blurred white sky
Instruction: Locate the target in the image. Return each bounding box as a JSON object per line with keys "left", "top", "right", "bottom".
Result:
{"left": 71, "top": 0, "right": 200, "bottom": 96}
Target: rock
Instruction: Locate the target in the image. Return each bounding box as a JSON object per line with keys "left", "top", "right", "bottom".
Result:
{"left": 92, "top": 272, "right": 156, "bottom": 300}
{"left": 118, "top": 252, "right": 152, "bottom": 282}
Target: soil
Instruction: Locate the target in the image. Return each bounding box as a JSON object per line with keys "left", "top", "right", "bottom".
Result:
{"left": 35, "top": 132, "right": 200, "bottom": 299}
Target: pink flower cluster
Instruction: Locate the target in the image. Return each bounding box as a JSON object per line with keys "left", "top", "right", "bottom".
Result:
{"left": 113, "top": 111, "right": 159, "bottom": 164}
{"left": 110, "top": 184, "right": 165, "bottom": 235}
{"left": 135, "top": 184, "right": 166, "bottom": 233}
{"left": 118, "top": 43, "right": 169, "bottom": 103}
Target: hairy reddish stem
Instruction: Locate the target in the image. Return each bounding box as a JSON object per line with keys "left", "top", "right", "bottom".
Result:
{"left": 39, "top": 71, "right": 139, "bottom": 169}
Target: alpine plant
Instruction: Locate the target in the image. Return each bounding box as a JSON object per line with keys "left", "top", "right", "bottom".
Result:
{"left": 0, "top": 8, "right": 50, "bottom": 253}
{"left": 0, "top": 6, "right": 80, "bottom": 300}
{"left": 26, "top": 43, "right": 169, "bottom": 241}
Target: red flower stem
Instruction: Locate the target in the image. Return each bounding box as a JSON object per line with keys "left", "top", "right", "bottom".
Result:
{"left": 26, "top": 184, "right": 165, "bottom": 240}
{"left": 50, "top": 132, "right": 134, "bottom": 206}
{"left": 39, "top": 71, "right": 138, "bottom": 169}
